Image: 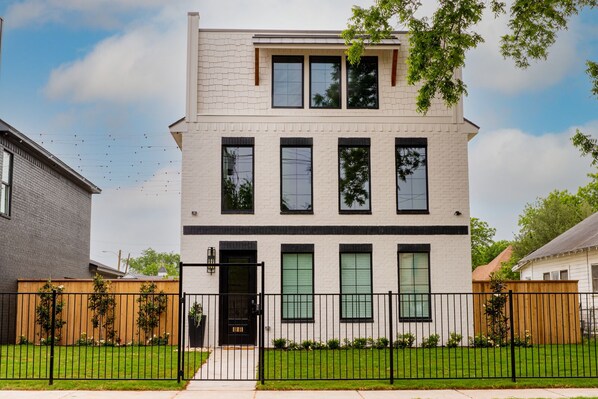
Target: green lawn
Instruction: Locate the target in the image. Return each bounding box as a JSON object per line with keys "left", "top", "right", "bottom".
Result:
{"left": 0, "top": 345, "right": 208, "bottom": 390}
{"left": 261, "top": 344, "right": 598, "bottom": 390}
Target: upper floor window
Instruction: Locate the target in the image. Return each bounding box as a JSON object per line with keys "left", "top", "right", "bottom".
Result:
{"left": 222, "top": 138, "right": 254, "bottom": 213}
{"left": 281, "top": 244, "right": 314, "bottom": 321}
{"left": 272, "top": 56, "right": 304, "bottom": 108}
{"left": 281, "top": 138, "right": 313, "bottom": 213}
{"left": 340, "top": 244, "right": 373, "bottom": 321}
{"left": 396, "top": 138, "right": 428, "bottom": 213}
{"left": 338, "top": 138, "right": 371, "bottom": 213}
{"left": 1, "top": 150, "right": 13, "bottom": 217}
{"left": 310, "top": 56, "right": 341, "bottom": 108}
{"left": 346, "top": 56, "right": 378, "bottom": 109}
{"left": 398, "top": 244, "right": 431, "bottom": 322}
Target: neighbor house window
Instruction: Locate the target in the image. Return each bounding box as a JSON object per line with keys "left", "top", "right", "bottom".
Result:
{"left": 593, "top": 265, "right": 598, "bottom": 292}
{"left": 396, "top": 138, "right": 428, "bottom": 213}
{"left": 338, "top": 138, "right": 371, "bottom": 213}
{"left": 310, "top": 56, "right": 341, "bottom": 108}
{"left": 398, "top": 244, "right": 431, "bottom": 321}
{"left": 543, "top": 272, "right": 550, "bottom": 280}
{"left": 340, "top": 244, "right": 373, "bottom": 321}
{"left": 273, "top": 56, "right": 303, "bottom": 108}
{"left": 346, "top": 56, "right": 378, "bottom": 109}
{"left": 281, "top": 244, "right": 314, "bottom": 321}
{"left": 222, "top": 138, "right": 254, "bottom": 213}
{"left": 281, "top": 138, "right": 313, "bottom": 212}
{"left": 1, "top": 150, "right": 13, "bottom": 216}
{"left": 560, "top": 270, "right": 569, "bottom": 280}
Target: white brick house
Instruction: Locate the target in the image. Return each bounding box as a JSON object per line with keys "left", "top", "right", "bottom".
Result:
{"left": 170, "top": 12, "right": 478, "bottom": 346}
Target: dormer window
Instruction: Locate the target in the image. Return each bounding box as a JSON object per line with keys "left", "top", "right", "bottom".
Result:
{"left": 310, "top": 56, "right": 341, "bottom": 109}
{"left": 347, "top": 56, "right": 379, "bottom": 109}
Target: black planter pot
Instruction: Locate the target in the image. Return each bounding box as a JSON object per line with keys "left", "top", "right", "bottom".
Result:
{"left": 188, "top": 315, "right": 206, "bottom": 348}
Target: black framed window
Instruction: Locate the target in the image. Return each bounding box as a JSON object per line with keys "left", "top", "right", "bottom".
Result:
{"left": 222, "top": 139, "right": 254, "bottom": 213}
{"left": 282, "top": 245, "right": 314, "bottom": 321}
{"left": 592, "top": 265, "right": 598, "bottom": 292}
{"left": 281, "top": 138, "right": 312, "bottom": 213}
{"left": 272, "top": 56, "right": 304, "bottom": 108}
{"left": 396, "top": 138, "right": 428, "bottom": 213}
{"left": 338, "top": 138, "right": 371, "bottom": 213}
{"left": 1, "top": 150, "right": 13, "bottom": 217}
{"left": 310, "top": 56, "right": 341, "bottom": 108}
{"left": 398, "top": 244, "right": 431, "bottom": 321}
{"left": 340, "top": 244, "right": 373, "bottom": 321}
{"left": 346, "top": 56, "right": 378, "bottom": 109}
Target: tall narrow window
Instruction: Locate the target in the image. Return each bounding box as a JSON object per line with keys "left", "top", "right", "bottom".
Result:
{"left": 338, "top": 138, "right": 371, "bottom": 213}
{"left": 281, "top": 138, "right": 312, "bottom": 213}
{"left": 346, "top": 56, "right": 378, "bottom": 109}
{"left": 222, "top": 138, "right": 254, "bottom": 213}
{"left": 1, "top": 150, "right": 13, "bottom": 216}
{"left": 340, "top": 244, "right": 373, "bottom": 321}
{"left": 560, "top": 270, "right": 569, "bottom": 280}
{"left": 398, "top": 244, "right": 431, "bottom": 321}
{"left": 592, "top": 265, "right": 598, "bottom": 292}
{"left": 272, "top": 56, "right": 304, "bottom": 108}
{"left": 282, "top": 245, "right": 314, "bottom": 321}
{"left": 396, "top": 138, "right": 428, "bottom": 213}
{"left": 310, "top": 56, "right": 341, "bottom": 108}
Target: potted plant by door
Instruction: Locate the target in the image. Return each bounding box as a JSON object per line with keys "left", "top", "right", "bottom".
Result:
{"left": 188, "top": 302, "right": 206, "bottom": 348}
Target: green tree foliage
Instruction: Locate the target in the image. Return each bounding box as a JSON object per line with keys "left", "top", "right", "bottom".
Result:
{"left": 343, "top": 0, "right": 596, "bottom": 114}
{"left": 485, "top": 273, "right": 509, "bottom": 346}
{"left": 312, "top": 62, "right": 341, "bottom": 108}
{"left": 128, "top": 248, "right": 180, "bottom": 277}
{"left": 35, "top": 281, "right": 66, "bottom": 343}
{"left": 513, "top": 189, "right": 595, "bottom": 259}
{"left": 136, "top": 282, "right": 168, "bottom": 341}
{"left": 88, "top": 274, "right": 117, "bottom": 342}
{"left": 471, "top": 217, "right": 496, "bottom": 268}
{"left": 339, "top": 147, "right": 370, "bottom": 207}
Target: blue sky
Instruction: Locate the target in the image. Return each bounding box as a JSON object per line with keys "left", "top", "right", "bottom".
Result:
{"left": 0, "top": 1, "right": 596, "bottom": 267}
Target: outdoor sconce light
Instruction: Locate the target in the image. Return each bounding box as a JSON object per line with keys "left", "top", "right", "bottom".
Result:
{"left": 207, "top": 247, "right": 216, "bottom": 274}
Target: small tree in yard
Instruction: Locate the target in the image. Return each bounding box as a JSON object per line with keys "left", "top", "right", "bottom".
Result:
{"left": 136, "top": 282, "right": 167, "bottom": 343}
{"left": 484, "top": 273, "right": 509, "bottom": 346}
{"left": 88, "top": 274, "right": 117, "bottom": 343}
{"left": 35, "top": 280, "right": 66, "bottom": 344}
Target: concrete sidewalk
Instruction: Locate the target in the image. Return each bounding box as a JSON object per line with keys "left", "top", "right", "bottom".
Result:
{"left": 2, "top": 389, "right": 598, "bottom": 399}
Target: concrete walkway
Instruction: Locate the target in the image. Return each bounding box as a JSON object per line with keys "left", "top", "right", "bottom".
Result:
{"left": 185, "top": 346, "right": 257, "bottom": 391}
{"left": 2, "top": 388, "right": 598, "bottom": 399}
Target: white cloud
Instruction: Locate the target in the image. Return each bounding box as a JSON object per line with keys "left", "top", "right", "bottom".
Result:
{"left": 469, "top": 121, "right": 598, "bottom": 241}
{"left": 90, "top": 167, "right": 180, "bottom": 268}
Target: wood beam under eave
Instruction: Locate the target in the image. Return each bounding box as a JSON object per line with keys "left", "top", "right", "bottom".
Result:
{"left": 255, "top": 48, "right": 259, "bottom": 86}
{"left": 391, "top": 49, "right": 398, "bottom": 87}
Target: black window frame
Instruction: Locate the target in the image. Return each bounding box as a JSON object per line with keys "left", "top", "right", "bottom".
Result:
{"left": 221, "top": 138, "right": 255, "bottom": 214}
{"left": 272, "top": 55, "right": 304, "bottom": 109}
{"left": 309, "top": 56, "right": 342, "bottom": 109}
{"left": 339, "top": 244, "right": 374, "bottom": 322}
{"left": 281, "top": 244, "right": 315, "bottom": 323}
{"left": 346, "top": 56, "right": 379, "bottom": 110}
{"left": 280, "top": 138, "right": 313, "bottom": 214}
{"left": 397, "top": 244, "right": 432, "bottom": 323}
{"left": 1, "top": 149, "right": 13, "bottom": 218}
{"left": 592, "top": 264, "right": 598, "bottom": 293}
{"left": 338, "top": 138, "right": 372, "bottom": 214}
{"left": 395, "top": 138, "right": 429, "bottom": 214}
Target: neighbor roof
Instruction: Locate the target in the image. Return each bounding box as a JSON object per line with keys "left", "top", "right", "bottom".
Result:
{"left": 515, "top": 212, "right": 598, "bottom": 270}
{"left": 0, "top": 119, "right": 101, "bottom": 194}
{"left": 473, "top": 245, "right": 513, "bottom": 281}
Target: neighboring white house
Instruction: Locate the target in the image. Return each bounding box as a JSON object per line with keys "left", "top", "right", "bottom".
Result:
{"left": 514, "top": 211, "right": 598, "bottom": 293}
{"left": 169, "top": 12, "right": 478, "bottom": 346}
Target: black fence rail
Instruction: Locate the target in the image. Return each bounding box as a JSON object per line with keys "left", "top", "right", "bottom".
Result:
{"left": 1, "top": 290, "right": 597, "bottom": 384}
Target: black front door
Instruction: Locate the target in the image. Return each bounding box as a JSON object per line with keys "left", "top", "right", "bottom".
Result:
{"left": 219, "top": 251, "right": 257, "bottom": 345}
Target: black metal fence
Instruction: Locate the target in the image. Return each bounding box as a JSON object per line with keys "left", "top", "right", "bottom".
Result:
{"left": 1, "top": 291, "right": 597, "bottom": 384}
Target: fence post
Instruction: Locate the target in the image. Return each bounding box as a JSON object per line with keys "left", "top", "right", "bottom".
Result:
{"left": 388, "top": 291, "right": 394, "bottom": 385}
{"left": 177, "top": 291, "right": 185, "bottom": 383}
{"left": 259, "top": 261, "right": 265, "bottom": 385}
{"left": 49, "top": 289, "right": 57, "bottom": 386}
{"left": 508, "top": 289, "right": 516, "bottom": 382}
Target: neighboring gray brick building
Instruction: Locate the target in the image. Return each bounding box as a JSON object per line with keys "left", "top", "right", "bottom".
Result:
{"left": 0, "top": 119, "right": 100, "bottom": 342}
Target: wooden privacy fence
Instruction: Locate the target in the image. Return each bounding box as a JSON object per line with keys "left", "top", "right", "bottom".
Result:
{"left": 16, "top": 279, "right": 179, "bottom": 346}
{"left": 473, "top": 280, "right": 581, "bottom": 344}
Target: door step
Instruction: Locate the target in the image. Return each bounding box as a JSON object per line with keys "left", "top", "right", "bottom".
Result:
{"left": 220, "top": 345, "right": 256, "bottom": 350}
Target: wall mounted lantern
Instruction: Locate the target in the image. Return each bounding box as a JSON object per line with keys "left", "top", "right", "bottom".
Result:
{"left": 207, "top": 247, "right": 216, "bottom": 274}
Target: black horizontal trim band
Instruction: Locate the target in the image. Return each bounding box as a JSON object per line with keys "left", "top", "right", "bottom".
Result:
{"left": 338, "top": 137, "right": 370, "bottom": 146}
{"left": 281, "top": 244, "right": 314, "bottom": 253}
{"left": 220, "top": 241, "right": 257, "bottom": 251}
{"left": 222, "top": 137, "right": 254, "bottom": 146}
{"left": 340, "top": 243, "right": 372, "bottom": 252}
{"left": 280, "top": 137, "right": 313, "bottom": 146}
{"left": 395, "top": 137, "right": 427, "bottom": 146}
{"left": 184, "top": 225, "right": 468, "bottom": 236}
{"left": 398, "top": 244, "right": 430, "bottom": 252}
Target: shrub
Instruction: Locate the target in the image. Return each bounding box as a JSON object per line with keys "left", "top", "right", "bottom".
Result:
{"left": 421, "top": 333, "right": 440, "bottom": 348}
{"left": 311, "top": 341, "right": 327, "bottom": 350}
{"left": 512, "top": 330, "right": 532, "bottom": 347}
{"left": 469, "top": 333, "right": 494, "bottom": 348}
{"left": 18, "top": 335, "right": 31, "bottom": 345}
{"left": 272, "top": 338, "right": 287, "bottom": 349}
{"left": 88, "top": 274, "right": 117, "bottom": 342}
{"left": 484, "top": 274, "right": 509, "bottom": 346}
{"left": 341, "top": 338, "right": 353, "bottom": 349}
{"left": 147, "top": 332, "right": 170, "bottom": 346}
{"left": 287, "top": 340, "right": 300, "bottom": 350}
{"left": 35, "top": 280, "right": 66, "bottom": 343}
{"left": 352, "top": 337, "right": 368, "bottom": 349}
{"left": 136, "top": 282, "right": 168, "bottom": 341}
{"left": 327, "top": 338, "right": 340, "bottom": 350}
{"left": 301, "top": 340, "right": 315, "bottom": 350}
{"left": 446, "top": 332, "right": 463, "bottom": 348}
{"left": 374, "top": 337, "right": 389, "bottom": 349}
{"left": 394, "top": 333, "right": 415, "bottom": 349}
{"left": 75, "top": 332, "right": 94, "bottom": 346}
